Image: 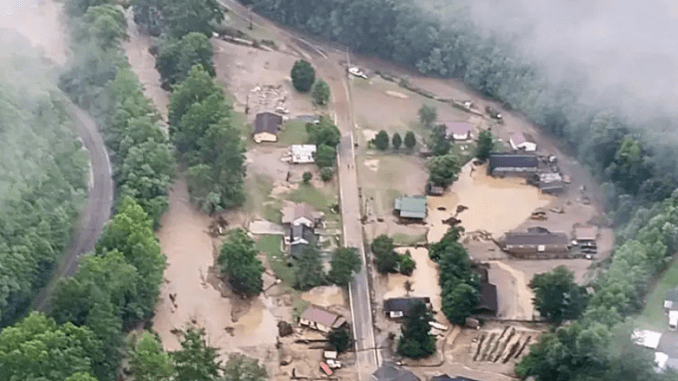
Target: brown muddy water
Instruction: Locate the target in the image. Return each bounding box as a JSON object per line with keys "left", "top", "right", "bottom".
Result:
{"left": 153, "top": 177, "right": 278, "bottom": 357}
{"left": 428, "top": 163, "right": 553, "bottom": 242}
{"left": 0, "top": 0, "right": 68, "bottom": 65}
{"left": 382, "top": 247, "right": 448, "bottom": 323}
{"left": 301, "top": 285, "right": 345, "bottom": 307}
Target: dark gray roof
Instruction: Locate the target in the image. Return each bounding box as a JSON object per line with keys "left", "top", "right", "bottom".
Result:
{"left": 431, "top": 376, "right": 478, "bottom": 381}
{"left": 504, "top": 231, "right": 569, "bottom": 246}
{"left": 373, "top": 363, "right": 419, "bottom": 381}
{"left": 253, "top": 112, "right": 282, "bottom": 135}
{"left": 488, "top": 153, "right": 538, "bottom": 171}
{"left": 383, "top": 297, "right": 431, "bottom": 316}
{"left": 476, "top": 282, "right": 498, "bottom": 315}
{"left": 290, "top": 224, "right": 316, "bottom": 243}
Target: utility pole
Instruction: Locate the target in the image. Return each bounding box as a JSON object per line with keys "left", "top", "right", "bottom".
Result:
{"left": 248, "top": 5, "right": 253, "bottom": 30}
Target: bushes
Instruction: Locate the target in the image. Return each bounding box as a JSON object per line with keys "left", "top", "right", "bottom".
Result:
{"left": 155, "top": 32, "right": 215, "bottom": 89}
{"left": 291, "top": 60, "right": 315, "bottom": 92}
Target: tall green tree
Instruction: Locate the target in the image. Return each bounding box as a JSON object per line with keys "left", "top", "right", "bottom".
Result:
{"left": 314, "top": 144, "right": 336, "bottom": 168}
{"left": 397, "top": 301, "right": 436, "bottom": 358}
{"left": 371, "top": 235, "right": 399, "bottom": 273}
{"left": 312, "top": 79, "right": 330, "bottom": 105}
{"left": 476, "top": 129, "right": 494, "bottom": 160}
{"left": 427, "top": 124, "right": 450, "bottom": 156}
{"left": 307, "top": 116, "right": 341, "bottom": 147}
{"left": 221, "top": 353, "right": 268, "bottom": 381}
{"left": 418, "top": 104, "right": 437, "bottom": 127}
{"left": 162, "top": 0, "right": 224, "bottom": 38}
{"left": 428, "top": 154, "right": 462, "bottom": 187}
{"left": 392, "top": 132, "right": 402, "bottom": 150}
{"left": 130, "top": 332, "right": 175, "bottom": 381}
{"left": 373, "top": 130, "right": 390, "bottom": 150}
{"left": 441, "top": 283, "right": 479, "bottom": 325}
{"left": 172, "top": 326, "right": 221, "bottom": 381}
{"left": 404, "top": 131, "right": 417, "bottom": 150}
{"left": 531, "top": 266, "right": 588, "bottom": 323}
{"left": 328, "top": 328, "right": 351, "bottom": 353}
{"left": 294, "top": 245, "right": 326, "bottom": 290}
{"left": 218, "top": 229, "right": 264, "bottom": 297}
{"left": 156, "top": 33, "right": 215, "bottom": 89}
{"left": 0, "top": 313, "right": 101, "bottom": 381}
{"left": 329, "top": 247, "right": 362, "bottom": 285}
{"left": 169, "top": 65, "right": 223, "bottom": 127}
{"left": 291, "top": 60, "right": 315, "bottom": 92}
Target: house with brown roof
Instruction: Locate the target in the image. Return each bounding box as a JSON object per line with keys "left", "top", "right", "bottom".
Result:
{"left": 299, "top": 304, "right": 347, "bottom": 333}
{"left": 443, "top": 122, "right": 475, "bottom": 141}
{"left": 252, "top": 112, "right": 282, "bottom": 143}
{"left": 502, "top": 227, "right": 569, "bottom": 256}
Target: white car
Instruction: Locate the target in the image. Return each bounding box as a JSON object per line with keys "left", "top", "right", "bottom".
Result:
{"left": 348, "top": 67, "right": 368, "bottom": 79}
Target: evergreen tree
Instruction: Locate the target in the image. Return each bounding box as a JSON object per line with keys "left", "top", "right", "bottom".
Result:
{"left": 397, "top": 301, "right": 436, "bottom": 358}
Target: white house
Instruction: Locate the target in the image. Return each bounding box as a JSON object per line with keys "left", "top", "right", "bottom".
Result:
{"left": 510, "top": 132, "right": 537, "bottom": 151}
{"left": 443, "top": 122, "right": 474, "bottom": 141}
{"left": 291, "top": 144, "right": 317, "bottom": 164}
{"left": 252, "top": 112, "right": 282, "bottom": 143}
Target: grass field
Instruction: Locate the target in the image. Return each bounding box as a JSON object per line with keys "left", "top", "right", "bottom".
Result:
{"left": 255, "top": 235, "right": 295, "bottom": 286}
{"left": 278, "top": 120, "right": 308, "bottom": 146}
{"left": 393, "top": 232, "right": 427, "bottom": 246}
{"left": 638, "top": 256, "right": 678, "bottom": 330}
{"left": 287, "top": 183, "right": 338, "bottom": 214}
{"left": 244, "top": 173, "right": 275, "bottom": 220}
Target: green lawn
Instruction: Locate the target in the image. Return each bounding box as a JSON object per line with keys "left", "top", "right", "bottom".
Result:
{"left": 287, "top": 183, "right": 337, "bottom": 214}
{"left": 278, "top": 120, "right": 308, "bottom": 146}
{"left": 255, "top": 235, "right": 295, "bottom": 286}
{"left": 638, "top": 256, "right": 678, "bottom": 330}
{"left": 393, "top": 232, "right": 427, "bottom": 246}
{"left": 243, "top": 173, "right": 275, "bottom": 220}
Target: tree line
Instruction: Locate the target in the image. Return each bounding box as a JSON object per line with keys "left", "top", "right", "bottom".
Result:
{"left": 0, "top": 42, "right": 89, "bottom": 326}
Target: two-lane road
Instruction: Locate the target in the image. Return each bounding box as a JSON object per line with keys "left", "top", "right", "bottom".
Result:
{"left": 35, "top": 94, "right": 114, "bottom": 311}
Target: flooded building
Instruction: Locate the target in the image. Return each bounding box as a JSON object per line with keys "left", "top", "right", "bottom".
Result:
{"left": 509, "top": 132, "right": 537, "bottom": 151}
{"left": 502, "top": 227, "right": 569, "bottom": 256}
{"left": 394, "top": 196, "right": 427, "bottom": 220}
{"left": 252, "top": 112, "right": 282, "bottom": 143}
{"left": 430, "top": 375, "right": 479, "bottom": 381}
{"left": 299, "top": 304, "right": 346, "bottom": 333}
{"left": 383, "top": 297, "right": 432, "bottom": 318}
{"left": 488, "top": 153, "right": 539, "bottom": 177}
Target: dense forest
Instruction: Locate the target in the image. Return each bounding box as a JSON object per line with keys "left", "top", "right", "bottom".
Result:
{"left": 0, "top": 39, "right": 88, "bottom": 327}
{"left": 236, "top": 0, "right": 678, "bottom": 380}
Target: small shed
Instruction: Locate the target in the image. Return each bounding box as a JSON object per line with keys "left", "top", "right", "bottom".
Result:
{"left": 291, "top": 144, "right": 317, "bottom": 164}
{"left": 299, "top": 305, "right": 346, "bottom": 333}
{"left": 475, "top": 282, "right": 498, "bottom": 316}
{"left": 394, "top": 196, "right": 427, "bottom": 220}
{"left": 632, "top": 329, "right": 662, "bottom": 349}
{"left": 426, "top": 182, "right": 444, "bottom": 196}
{"left": 252, "top": 112, "right": 282, "bottom": 143}
{"left": 574, "top": 226, "right": 598, "bottom": 245}
{"left": 509, "top": 132, "right": 537, "bottom": 151}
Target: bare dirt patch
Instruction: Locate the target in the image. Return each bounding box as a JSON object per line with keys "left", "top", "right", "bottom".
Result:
{"left": 385, "top": 90, "right": 409, "bottom": 99}
{"left": 301, "top": 285, "right": 345, "bottom": 307}
{"left": 382, "top": 248, "right": 444, "bottom": 316}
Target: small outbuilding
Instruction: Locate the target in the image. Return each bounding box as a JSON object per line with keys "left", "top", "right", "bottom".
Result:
{"left": 488, "top": 153, "right": 539, "bottom": 177}
{"left": 252, "top": 112, "right": 282, "bottom": 143}
{"left": 509, "top": 132, "right": 537, "bottom": 151}
{"left": 632, "top": 329, "right": 662, "bottom": 350}
{"left": 476, "top": 282, "right": 498, "bottom": 316}
{"left": 665, "top": 287, "right": 678, "bottom": 311}
{"left": 383, "top": 297, "right": 432, "bottom": 319}
{"left": 299, "top": 304, "right": 346, "bottom": 333}
{"left": 291, "top": 144, "right": 317, "bottom": 164}
{"left": 394, "top": 196, "right": 427, "bottom": 220}
{"left": 426, "top": 182, "right": 444, "bottom": 196}
{"left": 574, "top": 226, "right": 598, "bottom": 245}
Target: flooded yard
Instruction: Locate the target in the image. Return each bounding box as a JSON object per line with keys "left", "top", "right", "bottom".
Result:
{"left": 427, "top": 163, "right": 553, "bottom": 243}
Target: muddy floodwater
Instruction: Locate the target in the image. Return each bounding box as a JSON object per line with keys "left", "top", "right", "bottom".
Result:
{"left": 428, "top": 163, "right": 553, "bottom": 242}
{"left": 383, "top": 247, "right": 448, "bottom": 323}
{"left": 153, "top": 178, "right": 278, "bottom": 357}
{"left": 0, "top": 0, "right": 68, "bottom": 65}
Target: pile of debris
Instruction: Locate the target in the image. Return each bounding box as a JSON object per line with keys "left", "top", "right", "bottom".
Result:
{"left": 250, "top": 85, "right": 288, "bottom": 115}
{"left": 208, "top": 216, "right": 228, "bottom": 237}
{"left": 471, "top": 326, "right": 533, "bottom": 364}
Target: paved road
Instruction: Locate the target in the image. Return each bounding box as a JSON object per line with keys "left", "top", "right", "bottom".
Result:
{"left": 35, "top": 94, "right": 114, "bottom": 311}
{"left": 217, "top": 0, "right": 380, "bottom": 377}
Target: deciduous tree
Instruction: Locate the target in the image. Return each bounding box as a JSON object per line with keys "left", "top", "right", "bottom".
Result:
{"left": 397, "top": 301, "right": 435, "bottom": 358}
{"left": 307, "top": 116, "right": 341, "bottom": 147}
{"left": 531, "top": 266, "right": 588, "bottom": 323}
{"left": 294, "top": 245, "right": 326, "bottom": 290}
{"left": 328, "top": 328, "right": 351, "bottom": 353}
{"left": 291, "top": 60, "right": 315, "bottom": 92}
{"left": 221, "top": 353, "right": 268, "bottom": 381}
{"left": 418, "top": 104, "right": 437, "bottom": 128}
{"left": 329, "top": 247, "right": 362, "bottom": 285}
{"left": 428, "top": 154, "right": 462, "bottom": 187}
{"left": 476, "top": 129, "right": 494, "bottom": 160}
{"left": 218, "top": 229, "right": 264, "bottom": 297}
{"left": 373, "top": 130, "right": 389, "bottom": 150}
{"left": 312, "top": 79, "right": 330, "bottom": 105}
{"left": 130, "top": 332, "right": 175, "bottom": 381}
{"left": 172, "top": 326, "right": 221, "bottom": 381}
{"left": 371, "top": 235, "right": 399, "bottom": 273}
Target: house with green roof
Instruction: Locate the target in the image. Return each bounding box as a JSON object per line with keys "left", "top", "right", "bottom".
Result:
{"left": 394, "top": 195, "right": 427, "bottom": 220}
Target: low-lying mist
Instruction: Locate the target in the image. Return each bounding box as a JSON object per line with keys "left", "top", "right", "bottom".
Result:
{"left": 454, "top": 0, "right": 678, "bottom": 124}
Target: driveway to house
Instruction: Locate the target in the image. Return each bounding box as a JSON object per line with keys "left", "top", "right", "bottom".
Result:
{"left": 35, "top": 94, "right": 114, "bottom": 311}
